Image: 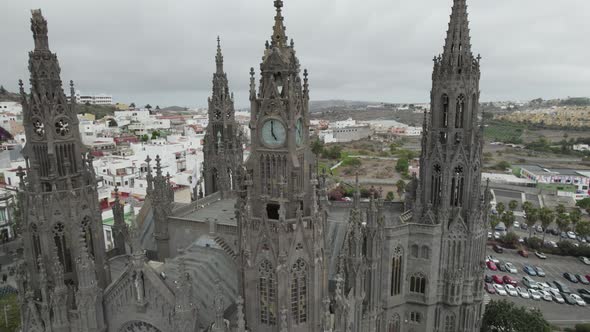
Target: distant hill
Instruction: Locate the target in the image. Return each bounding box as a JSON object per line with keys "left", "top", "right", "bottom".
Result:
{"left": 76, "top": 103, "right": 117, "bottom": 120}
{"left": 159, "top": 106, "right": 192, "bottom": 113}
{"left": 0, "top": 86, "right": 21, "bottom": 102}
{"left": 310, "top": 100, "right": 373, "bottom": 112}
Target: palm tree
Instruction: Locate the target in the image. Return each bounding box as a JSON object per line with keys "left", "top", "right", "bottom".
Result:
{"left": 538, "top": 207, "right": 554, "bottom": 242}
{"left": 502, "top": 210, "right": 515, "bottom": 230}
{"left": 508, "top": 200, "right": 519, "bottom": 211}
{"left": 569, "top": 208, "right": 582, "bottom": 229}
{"left": 496, "top": 202, "right": 506, "bottom": 216}
{"left": 555, "top": 212, "right": 570, "bottom": 234}
{"left": 524, "top": 207, "right": 538, "bottom": 239}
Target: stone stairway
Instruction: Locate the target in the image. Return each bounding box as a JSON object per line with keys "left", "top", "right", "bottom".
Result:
{"left": 214, "top": 236, "right": 238, "bottom": 261}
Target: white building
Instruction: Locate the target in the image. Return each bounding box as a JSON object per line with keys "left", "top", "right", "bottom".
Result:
{"left": 0, "top": 102, "right": 22, "bottom": 114}
{"left": 573, "top": 144, "right": 590, "bottom": 152}
{"left": 329, "top": 118, "right": 357, "bottom": 129}
{"left": 67, "top": 90, "right": 113, "bottom": 105}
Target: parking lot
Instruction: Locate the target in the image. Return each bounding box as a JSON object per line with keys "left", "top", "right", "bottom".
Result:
{"left": 485, "top": 246, "right": 590, "bottom": 327}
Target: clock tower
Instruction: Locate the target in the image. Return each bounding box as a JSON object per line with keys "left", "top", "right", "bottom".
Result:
{"left": 237, "top": 1, "right": 327, "bottom": 331}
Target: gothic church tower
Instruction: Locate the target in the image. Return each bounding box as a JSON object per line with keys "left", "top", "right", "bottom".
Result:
{"left": 16, "top": 10, "right": 108, "bottom": 332}
{"left": 409, "top": 0, "right": 489, "bottom": 329}
{"left": 237, "top": 1, "right": 327, "bottom": 331}
{"left": 203, "top": 38, "right": 243, "bottom": 198}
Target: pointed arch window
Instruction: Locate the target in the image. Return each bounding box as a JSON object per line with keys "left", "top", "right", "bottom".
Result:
{"left": 391, "top": 246, "right": 403, "bottom": 296}
{"left": 441, "top": 94, "right": 449, "bottom": 128}
{"left": 445, "top": 313, "right": 456, "bottom": 332}
{"left": 431, "top": 164, "right": 442, "bottom": 207}
{"left": 450, "top": 166, "right": 465, "bottom": 207}
{"left": 290, "top": 258, "right": 307, "bottom": 324}
{"left": 53, "top": 222, "right": 72, "bottom": 273}
{"left": 455, "top": 95, "right": 465, "bottom": 128}
{"left": 259, "top": 259, "right": 277, "bottom": 325}
{"left": 388, "top": 314, "right": 401, "bottom": 332}
{"left": 81, "top": 216, "right": 95, "bottom": 259}
{"left": 409, "top": 272, "right": 427, "bottom": 294}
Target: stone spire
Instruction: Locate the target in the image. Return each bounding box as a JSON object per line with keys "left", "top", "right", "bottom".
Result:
{"left": 271, "top": 0, "right": 288, "bottom": 48}
{"left": 174, "top": 257, "right": 198, "bottom": 332}
{"left": 112, "top": 186, "right": 128, "bottom": 255}
{"left": 216, "top": 36, "right": 224, "bottom": 74}
{"left": 443, "top": 0, "right": 472, "bottom": 61}
{"left": 147, "top": 154, "right": 174, "bottom": 260}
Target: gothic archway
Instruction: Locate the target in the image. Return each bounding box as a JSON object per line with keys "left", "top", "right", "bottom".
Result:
{"left": 118, "top": 321, "right": 162, "bottom": 332}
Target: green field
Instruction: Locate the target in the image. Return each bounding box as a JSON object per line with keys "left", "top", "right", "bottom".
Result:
{"left": 485, "top": 120, "right": 526, "bottom": 143}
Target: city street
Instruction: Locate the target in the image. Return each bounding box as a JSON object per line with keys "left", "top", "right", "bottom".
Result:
{"left": 485, "top": 246, "right": 590, "bottom": 328}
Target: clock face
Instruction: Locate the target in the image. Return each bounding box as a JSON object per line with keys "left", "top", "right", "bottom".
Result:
{"left": 295, "top": 118, "right": 303, "bottom": 146}
{"left": 261, "top": 119, "right": 286, "bottom": 148}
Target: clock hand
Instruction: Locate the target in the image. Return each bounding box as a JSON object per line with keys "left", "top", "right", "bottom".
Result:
{"left": 271, "top": 121, "right": 277, "bottom": 140}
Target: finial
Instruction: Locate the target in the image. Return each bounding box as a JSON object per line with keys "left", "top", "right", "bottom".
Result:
{"left": 18, "top": 80, "right": 25, "bottom": 95}
{"left": 271, "top": 0, "right": 288, "bottom": 48}
{"left": 290, "top": 38, "right": 294, "bottom": 47}
{"left": 145, "top": 155, "right": 152, "bottom": 164}
{"left": 70, "top": 80, "right": 75, "bottom": 99}
{"left": 217, "top": 35, "right": 221, "bottom": 48}
{"left": 265, "top": 40, "right": 270, "bottom": 49}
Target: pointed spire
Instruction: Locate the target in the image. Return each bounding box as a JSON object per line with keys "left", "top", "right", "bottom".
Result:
{"left": 215, "top": 36, "right": 224, "bottom": 74}
{"left": 442, "top": 0, "right": 473, "bottom": 67}
{"left": 30, "top": 9, "right": 49, "bottom": 51}
{"left": 271, "top": 0, "right": 288, "bottom": 48}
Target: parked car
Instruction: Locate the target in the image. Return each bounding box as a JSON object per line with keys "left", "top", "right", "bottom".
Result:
{"left": 564, "top": 293, "right": 578, "bottom": 305}
{"left": 561, "top": 232, "right": 568, "bottom": 239}
{"left": 569, "top": 294, "right": 586, "bottom": 306}
{"left": 520, "top": 223, "right": 528, "bottom": 230}
{"left": 554, "top": 280, "right": 571, "bottom": 294}
{"left": 523, "top": 265, "right": 537, "bottom": 276}
{"left": 551, "top": 290, "right": 566, "bottom": 304}
{"left": 487, "top": 231, "right": 492, "bottom": 240}
{"left": 535, "top": 266, "right": 546, "bottom": 277}
{"left": 493, "top": 244, "right": 504, "bottom": 253}
{"left": 486, "top": 261, "right": 497, "bottom": 271}
{"left": 529, "top": 289, "right": 542, "bottom": 300}
{"left": 498, "top": 262, "right": 508, "bottom": 272}
{"left": 564, "top": 272, "right": 579, "bottom": 283}
{"left": 535, "top": 251, "right": 547, "bottom": 259}
{"left": 550, "top": 228, "right": 560, "bottom": 236}
{"left": 492, "top": 275, "right": 504, "bottom": 284}
{"left": 578, "top": 289, "right": 590, "bottom": 302}
{"left": 485, "top": 283, "right": 495, "bottom": 294}
{"left": 486, "top": 255, "right": 500, "bottom": 264}
{"left": 518, "top": 249, "right": 529, "bottom": 258}
{"left": 547, "top": 241, "right": 558, "bottom": 248}
{"left": 523, "top": 276, "right": 537, "bottom": 289}
{"left": 586, "top": 274, "right": 590, "bottom": 283}
{"left": 540, "top": 289, "right": 553, "bottom": 301}
{"left": 484, "top": 275, "right": 493, "bottom": 283}
{"left": 537, "top": 281, "right": 551, "bottom": 290}
{"left": 516, "top": 286, "right": 530, "bottom": 299}
{"left": 503, "top": 275, "right": 517, "bottom": 286}
{"left": 576, "top": 274, "right": 590, "bottom": 285}
{"left": 504, "top": 262, "right": 518, "bottom": 274}
{"left": 494, "top": 232, "right": 501, "bottom": 240}
{"left": 579, "top": 257, "right": 590, "bottom": 265}
{"left": 514, "top": 221, "right": 520, "bottom": 228}
{"left": 567, "top": 231, "right": 577, "bottom": 240}
{"left": 505, "top": 284, "right": 518, "bottom": 296}
{"left": 494, "top": 284, "right": 508, "bottom": 296}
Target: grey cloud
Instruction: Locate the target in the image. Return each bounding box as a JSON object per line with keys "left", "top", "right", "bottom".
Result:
{"left": 1, "top": 0, "right": 588, "bottom": 108}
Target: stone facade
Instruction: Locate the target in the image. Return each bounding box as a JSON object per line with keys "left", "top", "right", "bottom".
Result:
{"left": 16, "top": 1, "right": 488, "bottom": 332}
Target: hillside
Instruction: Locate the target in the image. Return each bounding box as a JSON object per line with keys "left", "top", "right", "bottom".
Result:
{"left": 0, "top": 86, "right": 21, "bottom": 102}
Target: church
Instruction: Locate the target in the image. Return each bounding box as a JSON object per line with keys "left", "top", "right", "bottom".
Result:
{"left": 15, "top": 0, "right": 490, "bottom": 331}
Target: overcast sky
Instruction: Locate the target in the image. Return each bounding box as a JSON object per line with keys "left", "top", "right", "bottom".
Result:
{"left": 1, "top": 0, "right": 589, "bottom": 108}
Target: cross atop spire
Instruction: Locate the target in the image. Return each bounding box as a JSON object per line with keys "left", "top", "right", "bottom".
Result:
{"left": 216, "top": 36, "right": 224, "bottom": 74}
{"left": 271, "top": 0, "right": 288, "bottom": 48}
{"left": 442, "top": 0, "right": 473, "bottom": 66}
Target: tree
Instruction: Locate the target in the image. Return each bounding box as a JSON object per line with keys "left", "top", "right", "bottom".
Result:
{"left": 145, "top": 104, "right": 152, "bottom": 110}
{"left": 0, "top": 85, "right": 6, "bottom": 94}
{"left": 501, "top": 210, "right": 515, "bottom": 230}
{"left": 576, "top": 221, "right": 590, "bottom": 239}
{"left": 570, "top": 208, "right": 582, "bottom": 228}
{"left": 525, "top": 208, "right": 539, "bottom": 239}
{"left": 555, "top": 212, "right": 570, "bottom": 233}
{"left": 508, "top": 200, "right": 519, "bottom": 211}
{"left": 576, "top": 198, "right": 590, "bottom": 213}
{"left": 385, "top": 191, "right": 395, "bottom": 202}
{"left": 129, "top": 102, "right": 136, "bottom": 108}
{"left": 151, "top": 131, "right": 161, "bottom": 140}
{"left": 395, "top": 157, "right": 409, "bottom": 174}
{"left": 141, "top": 134, "right": 149, "bottom": 142}
{"left": 481, "top": 299, "right": 551, "bottom": 332}
{"left": 502, "top": 231, "right": 520, "bottom": 248}
{"left": 496, "top": 202, "right": 506, "bottom": 216}
{"left": 311, "top": 139, "right": 323, "bottom": 156}
{"left": 538, "top": 207, "right": 554, "bottom": 242}
{"left": 396, "top": 180, "right": 406, "bottom": 199}
{"left": 490, "top": 214, "right": 500, "bottom": 232}
{"left": 556, "top": 204, "right": 566, "bottom": 215}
